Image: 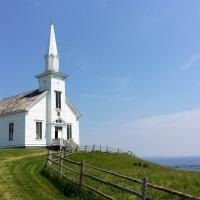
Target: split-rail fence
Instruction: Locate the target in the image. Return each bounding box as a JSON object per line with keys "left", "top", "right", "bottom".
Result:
{"left": 45, "top": 145, "right": 200, "bottom": 200}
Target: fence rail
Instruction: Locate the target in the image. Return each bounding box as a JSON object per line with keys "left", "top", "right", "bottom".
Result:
{"left": 45, "top": 147, "right": 200, "bottom": 200}
{"left": 79, "top": 145, "right": 135, "bottom": 156}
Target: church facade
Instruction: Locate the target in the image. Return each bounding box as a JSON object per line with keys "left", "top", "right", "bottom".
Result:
{"left": 0, "top": 22, "right": 81, "bottom": 148}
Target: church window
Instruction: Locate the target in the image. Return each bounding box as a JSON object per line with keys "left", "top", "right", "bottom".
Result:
{"left": 57, "top": 112, "right": 60, "bottom": 116}
{"left": 36, "top": 122, "right": 42, "bottom": 139}
{"left": 56, "top": 120, "right": 62, "bottom": 123}
{"left": 9, "top": 123, "right": 14, "bottom": 140}
{"left": 55, "top": 126, "right": 62, "bottom": 130}
{"left": 67, "top": 125, "right": 72, "bottom": 139}
{"left": 56, "top": 92, "right": 61, "bottom": 108}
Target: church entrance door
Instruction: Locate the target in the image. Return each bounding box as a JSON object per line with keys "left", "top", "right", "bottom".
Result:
{"left": 55, "top": 126, "right": 62, "bottom": 139}
{"left": 55, "top": 130, "right": 58, "bottom": 139}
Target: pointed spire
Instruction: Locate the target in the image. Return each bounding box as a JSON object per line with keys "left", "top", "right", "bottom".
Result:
{"left": 45, "top": 20, "right": 59, "bottom": 72}
{"left": 46, "top": 20, "right": 58, "bottom": 55}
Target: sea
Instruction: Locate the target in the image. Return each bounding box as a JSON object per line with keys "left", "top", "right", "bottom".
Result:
{"left": 141, "top": 156, "right": 200, "bottom": 172}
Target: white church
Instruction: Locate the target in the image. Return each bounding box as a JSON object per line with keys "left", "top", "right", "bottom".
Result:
{"left": 0, "top": 21, "right": 81, "bottom": 149}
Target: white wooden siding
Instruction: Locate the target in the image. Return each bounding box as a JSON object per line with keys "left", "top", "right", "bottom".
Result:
{"left": 38, "top": 76, "right": 51, "bottom": 92}
{"left": 65, "top": 101, "right": 80, "bottom": 145}
{"left": 50, "top": 76, "right": 66, "bottom": 121}
{"left": 25, "top": 93, "right": 48, "bottom": 147}
{"left": 0, "top": 112, "right": 25, "bottom": 148}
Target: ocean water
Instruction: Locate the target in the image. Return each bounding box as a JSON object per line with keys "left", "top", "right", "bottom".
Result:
{"left": 141, "top": 156, "right": 200, "bottom": 172}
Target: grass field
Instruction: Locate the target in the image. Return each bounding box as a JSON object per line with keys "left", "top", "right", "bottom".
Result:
{"left": 0, "top": 148, "right": 200, "bottom": 200}
{"left": 47, "top": 151, "right": 200, "bottom": 199}
{"left": 0, "top": 148, "right": 77, "bottom": 200}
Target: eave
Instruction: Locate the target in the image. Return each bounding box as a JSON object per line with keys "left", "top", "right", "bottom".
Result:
{"left": 0, "top": 109, "right": 27, "bottom": 117}
{"left": 35, "top": 70, "right": 68, "bottom": 79}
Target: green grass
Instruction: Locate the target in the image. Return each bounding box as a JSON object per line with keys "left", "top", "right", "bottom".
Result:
{"left": 0, "top": 148, "right": 75, "bottom": 200}
{"left": 54, "top": 151, "right": 200, "bottom": 200}
{"left": 1, "top": 148, "right": 200, "bottom": 200}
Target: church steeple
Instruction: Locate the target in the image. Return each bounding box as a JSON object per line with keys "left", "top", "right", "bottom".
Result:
{"left": 45, "top": 20, "right": 59, "bottom": 72}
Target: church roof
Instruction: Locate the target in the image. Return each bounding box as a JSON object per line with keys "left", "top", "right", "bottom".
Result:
{"left": 0, "top": 89, "right": 47, "bottom": 116}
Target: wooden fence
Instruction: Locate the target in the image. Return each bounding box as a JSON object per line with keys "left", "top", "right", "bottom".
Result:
{"left": 45, "top": 147, "right": 200, "bottom": 200}
{"left": 80, "top": 145, "right": 135, "bottom": 157}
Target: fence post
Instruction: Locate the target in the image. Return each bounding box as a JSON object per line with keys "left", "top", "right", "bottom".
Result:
{"left": 100, "top": 145, "right": 101, "bottom": 152}
{"left": 92, "top": 145, "right": 95, "bottom": 152}
{"left": 47, "top": 150, "right": 51, "bottom": 166}
{"left": 46, "top": 151, "right": 49, "bottom": 167}
{"left": 79, "top": 160, "right": 85, "bottom": 190}
{"left": 141, "top": 177, "right": 148, "bottom": 200}
{"left": 118, "top": 149, "right": 119, "bottom": 153}
{"left": 60, "top": 152, "right": 63, "bottom": 178}
{"left": 46, "top": 150, "right": 49, "bottom": 166}
{"left": 85, "top": 145, "right": 87, "bottom": 152}
{"left": 57, "top": 150, "right": 59, "bottom": 162}
{"left": 64, "top": 149, "right": 66, "bottom": 158}
{"left": 107, "top": 145, "right": 108, "bottom": 152}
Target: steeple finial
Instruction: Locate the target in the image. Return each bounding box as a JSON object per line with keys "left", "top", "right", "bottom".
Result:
{"left": 45, "top": 20, "right": 59, "bottom": 72}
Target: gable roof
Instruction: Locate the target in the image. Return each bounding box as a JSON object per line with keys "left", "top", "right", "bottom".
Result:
{"left": 51, "top": 116, "right": 67, "bottom": 125}
{"left": 0, "top": 89, "right": 47, "bottom": 116}
{"left": 65, "top": 97, "right": 82, "bottom": 118}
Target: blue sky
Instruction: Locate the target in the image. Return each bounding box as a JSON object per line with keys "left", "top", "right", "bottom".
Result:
{"left": 1, "top": 1, "right": 200, "bottom": 156}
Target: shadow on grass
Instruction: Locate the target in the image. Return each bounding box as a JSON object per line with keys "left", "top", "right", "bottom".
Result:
{"left": 40, "top": 166, "right": 103, "bottom": 200}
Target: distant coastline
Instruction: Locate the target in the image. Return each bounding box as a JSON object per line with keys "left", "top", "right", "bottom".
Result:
{"left": 141, "top": 156, "right": 200, "bottom": 172}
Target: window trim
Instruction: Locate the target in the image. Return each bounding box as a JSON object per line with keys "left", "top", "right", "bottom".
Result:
{"left": 36, "top": 121, "right": 42, "bottom": 139}
{"left": 55, "top": 91, "right": 62, "bottom": 109}
{"left": 67, "top": 124, "right": 72, "bottom": 139}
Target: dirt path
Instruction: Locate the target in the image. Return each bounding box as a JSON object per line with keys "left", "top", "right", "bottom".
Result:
{"left": 0, "top": 152, "right": 47, "bottom": 164}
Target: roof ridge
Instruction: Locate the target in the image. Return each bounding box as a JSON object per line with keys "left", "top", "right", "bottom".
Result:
{"left": 0, "top": 89, "right": 38, "bottom": 101}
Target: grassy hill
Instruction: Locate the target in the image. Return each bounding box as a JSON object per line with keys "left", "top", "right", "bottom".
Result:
{"left": 64, "top": 151, "right": 200, "bottom": 199}
{"left": 0, "top": 148, "right": 74, "bottom": 200}
{"left": 0, "top": 148, "right": 200, "bottom": 200}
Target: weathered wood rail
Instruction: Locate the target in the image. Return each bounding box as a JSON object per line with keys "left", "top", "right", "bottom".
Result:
{"left": 45, "top": 146, "right": 200, "bottom": 200}
{"left": 80, "top": 145, "right": 135, "bottom": 156}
